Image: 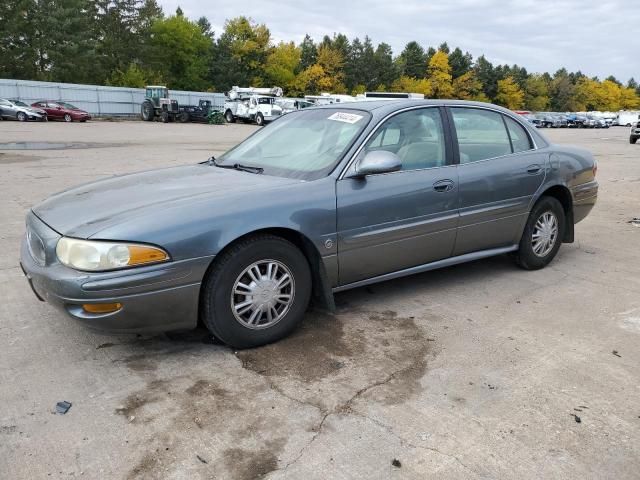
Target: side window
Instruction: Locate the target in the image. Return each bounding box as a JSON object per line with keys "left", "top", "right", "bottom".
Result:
{"left": 364, "top": 108, "right": 446, "bottom": 171}
{"left": 504, "top": 116, "right": 533, "bottom": 152}
{"left": 451, "top": 108, "right": 512, "bottom": 163}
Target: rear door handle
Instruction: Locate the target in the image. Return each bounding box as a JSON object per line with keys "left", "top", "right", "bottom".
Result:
{"left": 433, "top": 179, "right": 455, "bottom": 192}
{"left": 526, "top": 164, "right": 542, "bottom": 174}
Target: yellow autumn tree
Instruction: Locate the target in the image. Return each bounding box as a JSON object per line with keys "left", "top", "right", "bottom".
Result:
{"left": 292, "top": 44, "right": 346, "bottom": 94}
{"left": 264, "top": 42, "right": 301, "bottom": 89}
{"left": 427, "top": 50, "right": 454, "bottom": 98}
{"left": 620, "top": 86, "right": 640, "bottom": 110}
{"left": 495, "top": 76, "right": 525, "bottom": 109}
{"left": 390, "top": 76, "right": 432, "bottom": 97}
{"left": 452, "top": 71, "right": 488, "bottom": 102}
{"left": 573, "top": 77, "right": 602, "bottom": 111}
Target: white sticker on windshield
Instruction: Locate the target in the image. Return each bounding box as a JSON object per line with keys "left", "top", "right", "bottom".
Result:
{"left": 328, "top": 112, "right": 363, "bottom": 124}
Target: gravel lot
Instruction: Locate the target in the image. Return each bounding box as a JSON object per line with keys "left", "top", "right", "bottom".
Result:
{"left": 1, "top": 120, "right": 639, "bottom": 479}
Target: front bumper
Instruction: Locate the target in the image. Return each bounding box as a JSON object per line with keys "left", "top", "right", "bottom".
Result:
{"left": 20, "top": 212, "right": 213, "bottom": 333}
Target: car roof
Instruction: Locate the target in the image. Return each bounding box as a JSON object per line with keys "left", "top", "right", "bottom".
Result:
{"left": 313, "top": 99, "right": 517, "bottom": 114}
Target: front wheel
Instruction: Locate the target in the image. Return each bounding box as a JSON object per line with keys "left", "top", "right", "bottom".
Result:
{"left": 514, "top": 196, "right": 565, "bottom": 270}
{"left": 255, "top": 113, "right": 265, "bottom": 126}
{"left": 630, "top": 136, "right": 638, "bottom": 145}
{"left": 201, "top": 235, "right": 312, "bottom": 349}
{"left": 17, "top": 112, "right": 27, "bottom": 122}
{"left": 64, "top": 113, "right": 72, "bottom": 122}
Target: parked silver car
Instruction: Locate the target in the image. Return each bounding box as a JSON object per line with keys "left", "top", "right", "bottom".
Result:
{"left": 20, "top": 100, "right": 598, "bottom": 348}
{"left": 0, "top": 98, "right": 46, "bottom": 121}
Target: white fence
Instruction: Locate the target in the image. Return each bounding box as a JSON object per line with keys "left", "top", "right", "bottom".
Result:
{"left": 0, "top": 79, "right": 226, "bottom": 117}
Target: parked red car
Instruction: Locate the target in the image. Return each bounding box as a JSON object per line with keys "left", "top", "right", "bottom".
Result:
{"left": 31, "top": 101, "right": 91, "bottom": 122}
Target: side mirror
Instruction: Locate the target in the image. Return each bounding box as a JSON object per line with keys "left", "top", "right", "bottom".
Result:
{"left": 352, "top": 150, "right": 402, "bottom": 177}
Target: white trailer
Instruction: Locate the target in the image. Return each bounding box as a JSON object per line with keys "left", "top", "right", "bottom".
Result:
{"left": 305, "top": 93, "right": 356, "bottom": 105}
{"left": 224, "top": 86, "right": 284, "bottom": 126}
{"left": 615, "top": 110, "right": 640, "bottom": 127}
{"left": 356, "top": 92, "right": 425, "bottom": 101}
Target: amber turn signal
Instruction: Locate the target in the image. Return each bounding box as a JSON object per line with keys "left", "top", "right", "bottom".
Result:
{"left": 82, "top": 303, "right": 122, "bottom": 314}
{"left": 127, "top": 245, "right": 169, "bottom": 266}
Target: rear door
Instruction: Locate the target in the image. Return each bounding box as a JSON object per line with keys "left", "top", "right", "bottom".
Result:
{"left": 449, "top": 107, "right": 547, "bottom": 255}
{"left": 336, "top": 106, "right": 459, "bottom": 285}
{"left": 46, "top": 102, "right": 62, "bottom": 119}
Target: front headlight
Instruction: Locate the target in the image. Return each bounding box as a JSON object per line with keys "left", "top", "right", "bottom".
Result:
{"left": 56, "top": 237, "right": 170, "bottom": 271}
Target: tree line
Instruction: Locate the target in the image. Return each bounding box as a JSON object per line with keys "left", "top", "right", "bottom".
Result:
{"left": 2, "top": 1, "right": 639, "bottom": 111}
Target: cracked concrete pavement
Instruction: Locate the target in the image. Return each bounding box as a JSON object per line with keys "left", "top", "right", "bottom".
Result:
{"left": 1, "top": 121, "right": 639, "bottom": 479}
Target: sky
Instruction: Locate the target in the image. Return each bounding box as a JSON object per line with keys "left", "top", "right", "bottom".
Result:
{"left": 158, "top": 0, "right": 639, "bottom": 83}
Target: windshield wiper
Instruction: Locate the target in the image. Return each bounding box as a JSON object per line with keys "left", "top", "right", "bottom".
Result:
{"left": 210, "top": 157, "right": 263, "bottom": 174}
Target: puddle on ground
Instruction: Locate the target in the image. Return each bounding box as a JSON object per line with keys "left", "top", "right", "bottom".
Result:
{"left": 0, "top": 142, "right": 119, "bottom": 150}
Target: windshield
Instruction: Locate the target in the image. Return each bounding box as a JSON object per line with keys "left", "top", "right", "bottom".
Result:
{"left": 257, "top": 97, "right": 274, "bottom": 105}
{"left": 217, "top": 108, "right": 371, "bottom": 180}
{"left": 12, "top": 100, "right": 28, "bottom": 107}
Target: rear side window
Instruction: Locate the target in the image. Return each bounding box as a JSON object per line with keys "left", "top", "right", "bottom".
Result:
{"left": 451, "top": 108, "right": 512, "bottom": 163}
{"left": 504, "top": 116, "right": 533, "bottom": 152}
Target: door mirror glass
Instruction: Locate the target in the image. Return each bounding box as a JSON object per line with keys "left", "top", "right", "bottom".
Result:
{"left": 353, "top": 150, "right": 402, "bottom": 177}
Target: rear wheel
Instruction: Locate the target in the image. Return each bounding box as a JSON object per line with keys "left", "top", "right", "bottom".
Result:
{"left": 225, "top": 110, "right": 235, "bottom": 123}
{"left": 17, "top": 112, "right": 27, "bottom": 122}
{"left": 514, "top": 196, "right": 565, "bottom": 270}
{"left": 201, "top": 235, "right": 312, "bottom": 349}
{"left": 64, "top": 113, "right": 72, "bottom": 122}
{"left": 161, "top": 111, "right": 170, "bottom": 123}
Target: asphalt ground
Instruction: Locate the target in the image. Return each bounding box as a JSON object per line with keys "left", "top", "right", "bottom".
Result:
{"left": 1, "top": 120, "right": 639, "bottom": 479}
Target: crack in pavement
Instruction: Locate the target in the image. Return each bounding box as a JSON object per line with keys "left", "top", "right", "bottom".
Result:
{"left": 264, "top": 357, "right": 428, "bottom": 478}
{"left": 349, "top": 410, "right": 488, "bottom": 479}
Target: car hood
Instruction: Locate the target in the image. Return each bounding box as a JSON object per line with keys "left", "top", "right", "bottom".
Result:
{"left": 33, "top": 164, "right": 301, "bottom": 238}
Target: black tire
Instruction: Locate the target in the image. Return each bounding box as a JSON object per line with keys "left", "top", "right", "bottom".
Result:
{"left": 64, "top": 113, "right": 72, "bottom": 122}
{"left": 201, "top": 235, "right": 312, "bottom": 349}
{"left": 161, "top": 111, "right": 169, "bottom": 123}
{"left": 179, "top": 111, "right": 190, "bottom": 123}
{"left": 630, "top": 136, "right": 638, "bottom": 145}
{"left": 225, "top": 110, "right": 235, "bottom": 123}
{"left": 514, "top": 196, "right": 565, "bottom": 270}
{"left": 17, "top": 111, "right": 27, "bottom": 122}
{"left": 255, "top": 113, "right": 264, "bottom": 126}
{"left": 141, "top": 102, "right": 154, "bottom": 121}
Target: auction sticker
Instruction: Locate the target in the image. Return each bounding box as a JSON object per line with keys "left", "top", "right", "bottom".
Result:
{"left": 328, "top": 112, "right": 363, "bottom": 124}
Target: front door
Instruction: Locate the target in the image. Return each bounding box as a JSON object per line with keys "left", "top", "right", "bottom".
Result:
{"left": 449, "top": 107, "right": 547, "bottom": 255}
{"left": 336, "top": 107, "right": 459, "bottom": 286}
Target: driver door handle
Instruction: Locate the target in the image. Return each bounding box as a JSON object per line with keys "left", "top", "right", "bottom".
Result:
{"left": 526, "top": 164, "right": 542, "bottom": 174}
{"left": 433, "top": 179, "right": 455, "bottom": 192}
